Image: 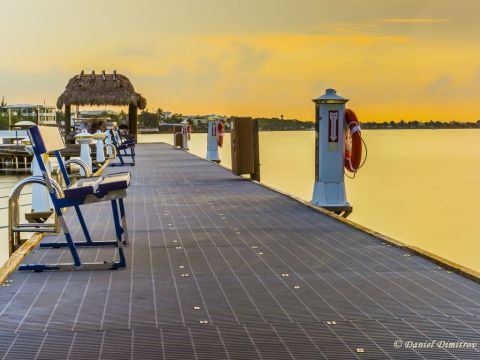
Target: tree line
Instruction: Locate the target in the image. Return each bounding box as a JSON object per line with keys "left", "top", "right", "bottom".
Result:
{"left": 1, "top": 101, "right": 479, "bottom": 131}
{"left": 361, "top": 120, "right": 480, "bottom": 129}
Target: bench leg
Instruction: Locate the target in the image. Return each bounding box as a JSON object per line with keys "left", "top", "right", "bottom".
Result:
{"left": 75, "top": 205, "right": 93, "bottom": 243}
{"left": 117, "top": 150, "right": 125, "bottom": 165}
{"left": 119, "top": 198, "right": 129, "bottom": 246}
{"left": 111, "top": 199, "right": 127, "bottom": 268}
{"left": 40, "top": 205, "right": 117, "bottom": 248}
{"left": 20, "top": 208, "right": 82, "bottom": 271}
{"left": 19, "top": 262, "right": 125, "bottom": 271}
{"left": 110, "top": 151, "right": 129, "bottom": 167}
{"left": 130, "top": 148, "right": 135, "bottom": 165}
{"left": 59, "top": 210, "right": 82, "bottom": 267}
{"left": 21, "top": 205, "right": 127, "bottom": 272}
{"left": 109, "top": 144, "right": 135, "bottom": 167}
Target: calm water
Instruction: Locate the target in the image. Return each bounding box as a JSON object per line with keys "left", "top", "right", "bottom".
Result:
{"left": 1, "top": 130, "right": 478, "bottom": 273}
{"left": 139, "top": 130, "right": 480, "bottom": 273}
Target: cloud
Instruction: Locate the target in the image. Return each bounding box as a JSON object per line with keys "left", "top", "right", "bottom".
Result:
{"left": 314, "top": 21, "right": 381, "bottom": 35}
{"left": 426, "top": 70, "right": 480, "bottom": 99}
{"left": 381, "top": 18, "right": 451, "bottom": 24}
{"left": 231, "top": 42, "right": 271, "bottom": 71}
{"left": 115, "top": 46, "right": 153, "bottom": 58}
{"left": 426, "top": 75, "right": 453, "bottom": 96}
{"left": 204, "top": 33, "right": 411, "bottom": 49}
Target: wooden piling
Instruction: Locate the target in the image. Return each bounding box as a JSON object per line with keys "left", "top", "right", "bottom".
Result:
{"left": 64, "top": 104, "right": 72, "bottom": 143}
{"left": 230, "top": 117, "right": 260, "bottom": 181}
{"left": 128, "top": 104, "right": 138, "bottom": 142}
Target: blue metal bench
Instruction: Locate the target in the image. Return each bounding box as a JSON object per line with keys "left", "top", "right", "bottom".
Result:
{"left": 20, "top": 126, "right": 131, "bottom": 271}
{"left": 109, "top": 129, "right": 135, "bottom": 167}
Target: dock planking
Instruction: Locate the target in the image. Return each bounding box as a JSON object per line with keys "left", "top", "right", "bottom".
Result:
{"left": 0, "top": 143, "right": 479, "bottom": 359}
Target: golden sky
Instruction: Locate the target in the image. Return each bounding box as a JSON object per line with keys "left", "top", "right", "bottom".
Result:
{"left": 1, "top": 0, "right": 479, "bottom": 121}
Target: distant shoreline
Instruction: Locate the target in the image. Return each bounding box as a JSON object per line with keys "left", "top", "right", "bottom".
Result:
{"left": 139, "top": 127, "right": 480, "bottom": 134}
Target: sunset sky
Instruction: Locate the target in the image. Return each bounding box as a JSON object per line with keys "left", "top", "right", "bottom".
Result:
{"left": 1, "top": 0, "right": 479, "bottom": 121}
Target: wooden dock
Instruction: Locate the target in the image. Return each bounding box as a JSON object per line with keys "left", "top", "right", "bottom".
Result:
{"left": 0, "top": 143, "right": 479, "bottom": 359}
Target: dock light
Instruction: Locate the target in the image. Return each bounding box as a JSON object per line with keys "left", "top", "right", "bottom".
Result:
{"left": 93, "top": 130, "right": 107, "bottom": 163}
{"left": 311, "top": 88, "right": 352, "bottom": 216}
{"left": 21, "top": 138, "right": 52, "bottom": 213}
{"left": 206, "top": 114, "right": 223, "bottom": 163}
{"left": 74, "top": 130, "right": 94, "bottom": 176}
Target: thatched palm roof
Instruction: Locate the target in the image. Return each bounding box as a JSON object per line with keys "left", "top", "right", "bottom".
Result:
{"left": 57, "top": 71, "right": 147, "bottom": 110}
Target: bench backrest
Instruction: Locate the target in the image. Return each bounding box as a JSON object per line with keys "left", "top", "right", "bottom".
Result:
{"left": 28, "top": 126, "right": 65, "bottom": 155}
{"left": 28, "top": 125, "right": 72, "bottom": 188}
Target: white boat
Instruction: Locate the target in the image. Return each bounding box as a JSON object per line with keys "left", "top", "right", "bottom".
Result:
{"left": 0, "top": 130, "right": 29, "bottom": 145}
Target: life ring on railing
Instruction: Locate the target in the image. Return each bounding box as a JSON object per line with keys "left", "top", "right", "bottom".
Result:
{"left": 187, "top": 125, "right": 192, "bottom": 140}
{"left": 344, "top": 109, "right": 362, "bottom": 173}
{"left": 217, "top": 122, "right": 224, "bottom": 147}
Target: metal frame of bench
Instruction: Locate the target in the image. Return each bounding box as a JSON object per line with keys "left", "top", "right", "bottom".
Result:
{"left": 20, "top": 126, "right": 130, "bottom": 271}
{"left": 109, "top": 129, "right": 135, "bottom": 167}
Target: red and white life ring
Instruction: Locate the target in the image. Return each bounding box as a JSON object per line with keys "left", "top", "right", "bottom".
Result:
{"left": 344, "top": 109, "right": 362, "bottom": 173}
{"left": 217, "top": 122, "right": 224, "bottom": 147}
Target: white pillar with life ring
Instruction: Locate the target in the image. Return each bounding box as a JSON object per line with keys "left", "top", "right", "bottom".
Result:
{"left": 206, "top": 115, "right": 224, "bottom": 163}
{"left": 311, "top": 88, "right": 351, "bottom": 214}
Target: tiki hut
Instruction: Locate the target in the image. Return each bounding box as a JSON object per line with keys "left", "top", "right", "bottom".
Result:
{"left": 57, "top": 70, "right": 147, "bottom": 141}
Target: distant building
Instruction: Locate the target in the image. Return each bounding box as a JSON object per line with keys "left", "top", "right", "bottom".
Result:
{"left": 180, "top": 115, "right": 228, "bottom": 126}
{"left": 2, "top": 104, "right": 57, "bottom": 125}
{"left": 181, "top": 116, "right": 208, "bottom": 126}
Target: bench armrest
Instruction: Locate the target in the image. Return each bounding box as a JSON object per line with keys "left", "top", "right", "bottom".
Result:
{"left": 98, "top": 172, "right": 131, "bottom": 193}
{"left": 63, "top": 176, "right": 103, "bottom": 200}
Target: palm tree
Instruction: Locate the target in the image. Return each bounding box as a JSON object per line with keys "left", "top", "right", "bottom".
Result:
{"left": 156, "top": 108, "right": 164, "bottom": 120}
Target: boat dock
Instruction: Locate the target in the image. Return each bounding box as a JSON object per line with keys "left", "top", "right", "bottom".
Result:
{"left": 1, "top": 142, "right": 479, "bottom": 359}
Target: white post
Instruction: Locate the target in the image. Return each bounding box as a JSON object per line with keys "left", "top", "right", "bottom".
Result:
{"left": 22, "top": 140, "right": 52, "bottom": 213}
{"left": 80, "top": 142, "right": 92, "bottom": 176}
{"left": 206, "top": 117, "right": 220, "bottom": 162}
{"left": 93, "top": 130, "right": 106, "bottom": 163}
{"left": 312, "top": 88, "right": 350, "bottom": 210}
{"left": 32, "top": 155, "right": 52, "bottom": 212}
{"left": 74, "top": 130, "right": 93, "bottom": 176}
{"left": 105, "top": 130, "right": 113, "bottom": 157}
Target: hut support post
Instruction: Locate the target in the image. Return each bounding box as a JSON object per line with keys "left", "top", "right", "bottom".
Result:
{"left": 128, "top": 105, "right": 138, "bottom": 142}
{"left": 64, "top": 105, "right": 72, "bottom": 143}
